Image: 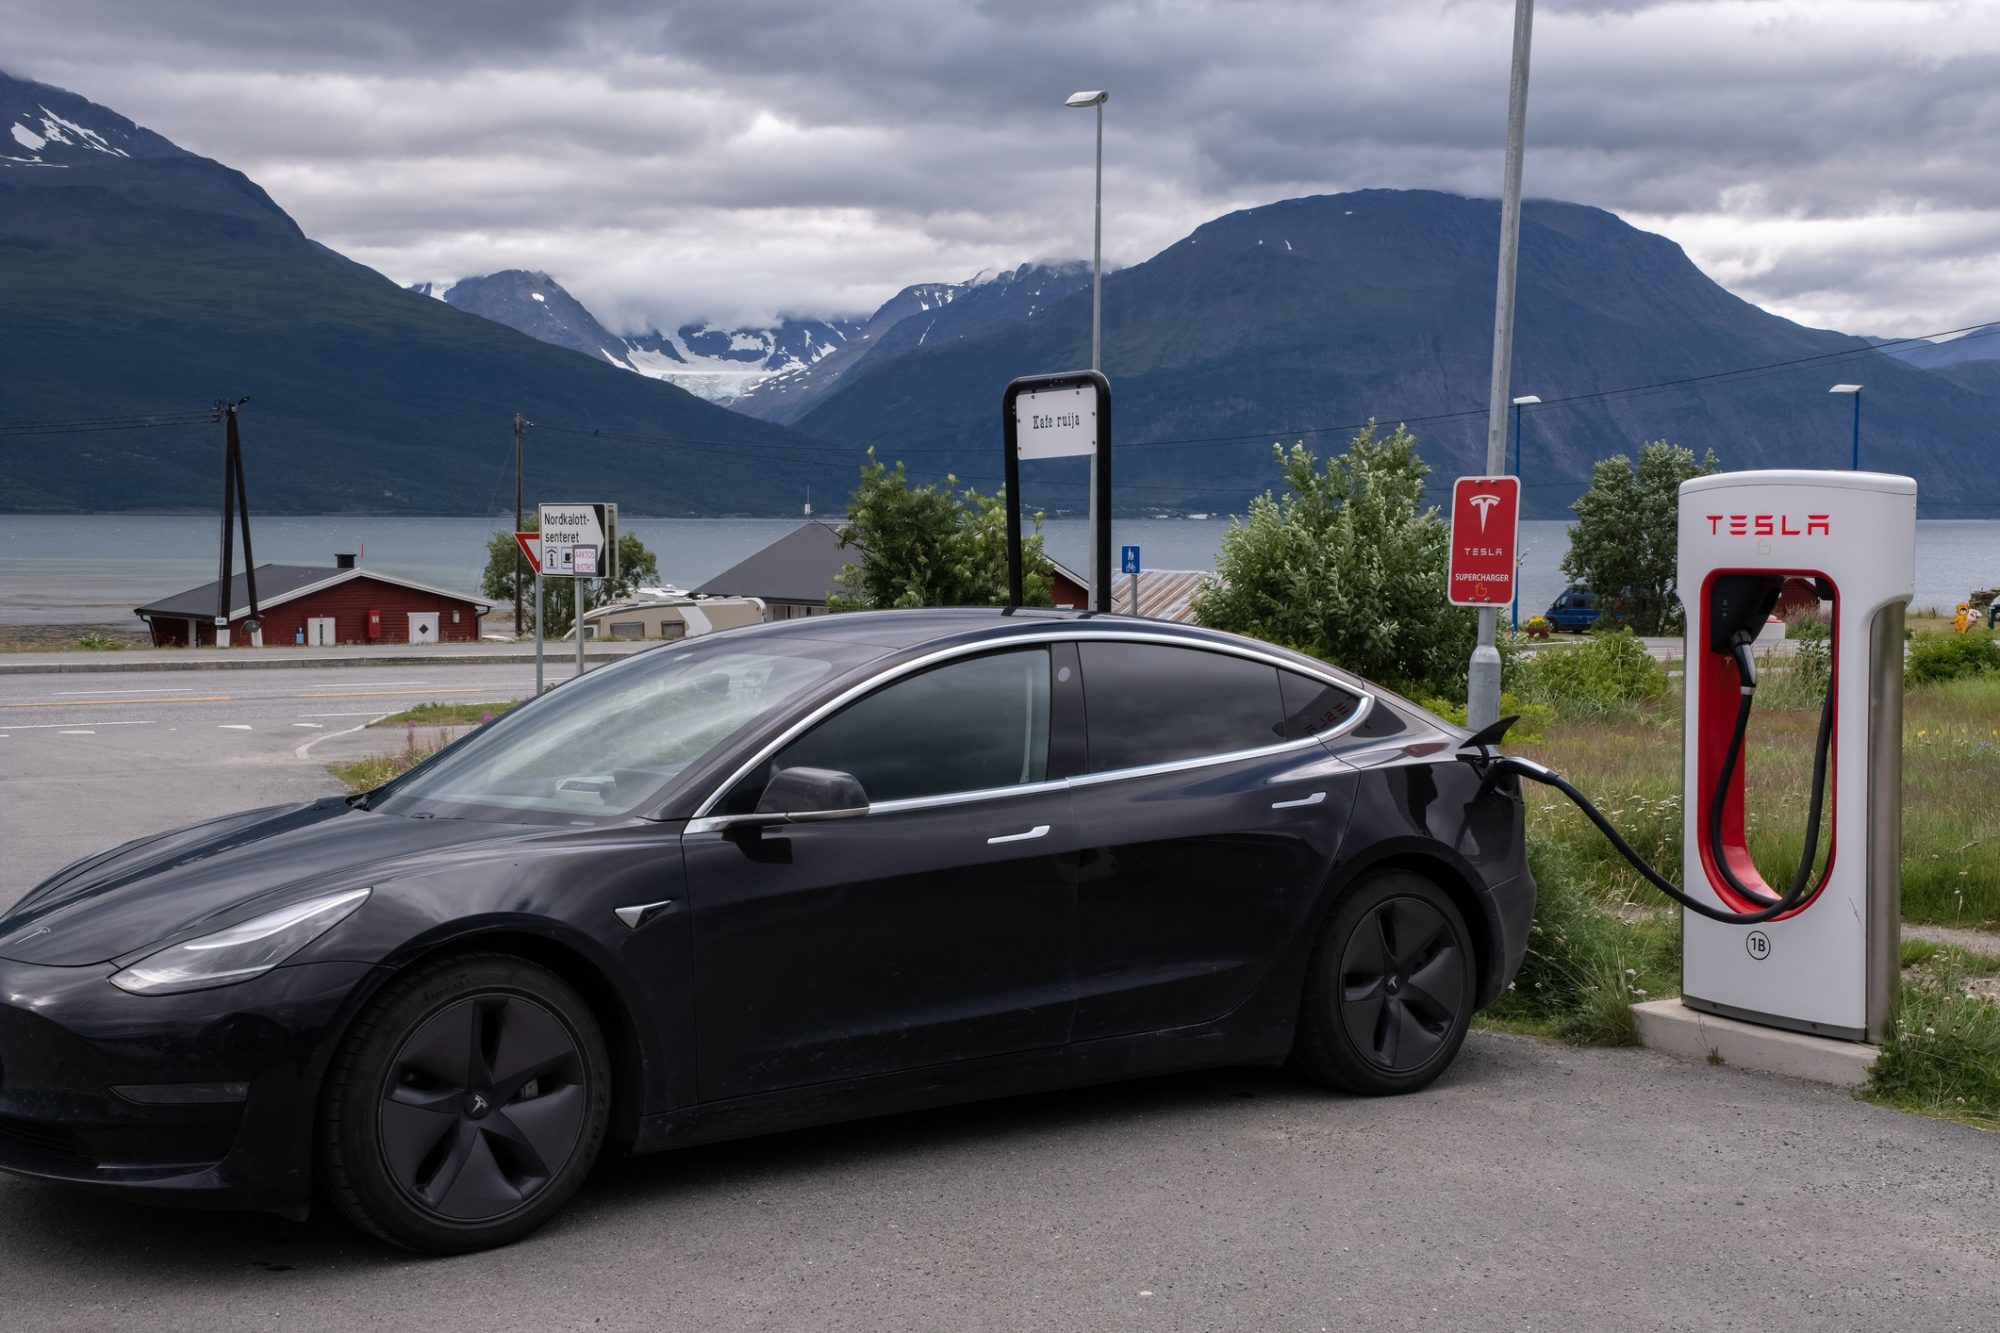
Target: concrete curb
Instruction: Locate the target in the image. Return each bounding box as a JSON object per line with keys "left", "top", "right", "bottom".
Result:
{"left": 1633, "top": 998, "right": 1879, "bottom": 1087}
{"left": 0, "top": 647, "right": 646, "bottom": 676}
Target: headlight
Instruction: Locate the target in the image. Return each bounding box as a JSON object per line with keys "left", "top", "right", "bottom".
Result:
{"left": 110, "top": 888, "right": 370, "bottom": 996}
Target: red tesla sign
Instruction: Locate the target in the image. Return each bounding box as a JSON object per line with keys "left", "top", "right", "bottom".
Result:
{"left": 1447, "top": 476, "right": 1521, "bottom": 607}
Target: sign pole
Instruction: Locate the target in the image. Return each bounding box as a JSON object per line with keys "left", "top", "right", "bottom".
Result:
{"left": 574, "top": 569, "right": 586, "bottom": 680}
{"left": 1001, "top": 371, "right": 1112, "bottom": 611}
{"left": 534, "top": 572, "right": 545, "bottom": 694}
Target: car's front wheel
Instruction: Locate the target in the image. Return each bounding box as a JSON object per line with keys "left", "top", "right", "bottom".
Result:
{"left": 1292, "top": 870, "right": 1476, "bottom": 1095}
{"left": 319, "top": 953, "right": 612, "bottom": 1253}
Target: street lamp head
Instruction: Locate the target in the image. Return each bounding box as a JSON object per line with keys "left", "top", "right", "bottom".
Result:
{"left": 1829, "top": 383, "right": 1863, "bottom": 394}
{"left": 1511, "top": 394, "right": 1541, "bottom": 405}
{"left": 1065, "top": 90, "right": 1108, "bottom": 108}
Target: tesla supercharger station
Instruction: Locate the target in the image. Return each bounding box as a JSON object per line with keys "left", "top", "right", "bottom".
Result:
{"left": 1676, "top": 469, "right": 1916, "bottom": 1042}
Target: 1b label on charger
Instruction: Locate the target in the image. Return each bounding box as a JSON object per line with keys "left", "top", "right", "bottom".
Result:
{"left": 1745, "top": 931, "right": 1772, "bottom": 961}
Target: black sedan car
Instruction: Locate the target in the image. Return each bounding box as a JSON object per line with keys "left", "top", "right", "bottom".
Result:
{"left": 0, "top": 610, "right": 1533, "bottom": 1252}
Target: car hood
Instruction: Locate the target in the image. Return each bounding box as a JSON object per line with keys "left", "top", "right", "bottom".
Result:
{"left": 0, "top": 799, "right": 548, "bottom": 967}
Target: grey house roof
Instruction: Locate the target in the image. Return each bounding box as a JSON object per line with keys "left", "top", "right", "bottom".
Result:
{"left": 692, "top": 522, "right": 854, "bottom": 606}
{"left": 136, "top": 564, "right": 491, "bottom": 621}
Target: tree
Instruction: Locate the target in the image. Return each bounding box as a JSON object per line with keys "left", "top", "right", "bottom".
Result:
{"left": 1191, "top": 423, "right": 1475, "bottom": 695}
{"left": 829, "top": 451, "right": 1054, "bottom": 610}
{"left": 482, "top": 513, "right": 660, "bottom": 638}
{"left": 1561, "top": 441, "right": 1719, "bottom": 635}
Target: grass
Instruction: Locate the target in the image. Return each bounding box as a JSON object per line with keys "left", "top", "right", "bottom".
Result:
{"left": 327, "top": 727, "right": 452, "bottom": 792}
{"left": 1478, "top": 669, "right": 2000, "bottom": 1050}
{"left": 369, "top": 700, "right": 517, "bottom": 727}
{"left": 1865, "top": 944, "right": 2000, "bottom": 1131}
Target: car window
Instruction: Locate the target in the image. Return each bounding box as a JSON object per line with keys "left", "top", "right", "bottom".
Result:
{"left": 1078, "top": 641, "right": 1285, "bottom": 773}
{"left": 730, "top": 648, "right": 1052, "bottom": 809}
{"left": 373, "top": 640, "right": 865, "bottom": 824}
{"left": 1277, "top": 668, "right": 1364, "bottom": 738}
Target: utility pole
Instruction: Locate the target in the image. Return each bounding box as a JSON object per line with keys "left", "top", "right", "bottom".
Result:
{"left": 212, "top": 398, "right": 259, "bottom": 645}
{"left": 1467, "top": 0, "right": 1535, "bottom": 732}
{"left": 513, "top": 412, "right": 525, "bottom": 637}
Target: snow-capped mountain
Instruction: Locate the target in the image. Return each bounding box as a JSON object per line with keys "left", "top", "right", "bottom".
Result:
{"left": 622, "top": 317, "right": 864, "bottom": 402}
{"left": 4, "top": 78, "right": 187, "bottom": 166}
{"left": 416, "top": 270, "right": 636, "bottom": 371}
{"left": 735, "top": 262, "right": 1094, "bottom": 424}
{"left": 415, "top": 271, "right": 864, "bottom": 401}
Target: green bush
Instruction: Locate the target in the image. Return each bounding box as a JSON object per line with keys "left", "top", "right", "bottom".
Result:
{"left": 1419, "top": 690, "right": 1555, "bottom": 743}
{"left": 1192, "top": 424, "right": 1475, "bottom": 696}
{"left": 1866, "top": 949, "right": 2000, "bottom": 1131}
{"left": 1511, "top": 630, "right": 1672, "bottom": 720}
{"left": 1481, "top": 840, "right": 1681, "bottom": 1046}
{"left": 1907, "top": 631, "right": 2000, "bottom": 686}
{"left": 74, "top": 632, "right": 125, "bottom": 651}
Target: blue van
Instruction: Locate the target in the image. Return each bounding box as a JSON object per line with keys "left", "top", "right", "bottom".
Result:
{"left": 1545, "top": 586, "right": 1600, "bottom": 633}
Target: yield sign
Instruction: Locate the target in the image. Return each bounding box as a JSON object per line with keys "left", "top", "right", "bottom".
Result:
{"left": 513, "top": 532, "right": 543, "bottom": 574}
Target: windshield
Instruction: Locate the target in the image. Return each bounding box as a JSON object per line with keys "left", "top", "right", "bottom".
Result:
{"left": 373, "top": 636, "right": 872, "bottom": 824}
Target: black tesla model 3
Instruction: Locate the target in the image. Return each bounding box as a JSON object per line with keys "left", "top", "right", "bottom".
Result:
{"left": 0, "top": 610, "right": 1533, "bottom": 1252}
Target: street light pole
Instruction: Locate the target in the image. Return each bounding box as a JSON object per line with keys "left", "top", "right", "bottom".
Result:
{"left": 1067, "top": 88, "right": 1109, "bottom": 603}
{"left": 1830, "top": 384, "right": 1863, "bottom": 470}
{"left": 1509, "top": 393, "right": 1540, "bottom": 632}
{"left": 1468, "top": 0, "right": 1536, "bottom": 731}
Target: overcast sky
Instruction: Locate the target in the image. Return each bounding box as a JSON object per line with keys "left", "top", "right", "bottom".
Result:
{"left": 10, "top": 0, "right": 1998, "bottom": 338}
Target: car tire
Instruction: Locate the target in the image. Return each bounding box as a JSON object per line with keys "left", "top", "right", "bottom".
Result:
{"left": 1291, "top": 870, "right": 1476, "bottom": 1096}
{"left": 319, "top": 952, "right": 612, "bottom": 1253}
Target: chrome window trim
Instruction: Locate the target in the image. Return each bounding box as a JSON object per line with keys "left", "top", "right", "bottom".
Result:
{"left": 1064, "top": 731, "right": 1334, "bottom": 790}
{"left": 687, "top": 626, "right": 1376, "bottom": 822}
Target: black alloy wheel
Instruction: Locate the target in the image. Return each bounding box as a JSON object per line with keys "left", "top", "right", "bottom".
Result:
{"left": 1292, "top": 870, "right": 1475, "bottom": 1095}
{"left": 321, "top": 954, "right": 611, "bottom": 1253}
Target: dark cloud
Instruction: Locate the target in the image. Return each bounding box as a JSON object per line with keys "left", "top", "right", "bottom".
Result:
{"left": 7, "top": 0, "right": 1997, "bottom": 335}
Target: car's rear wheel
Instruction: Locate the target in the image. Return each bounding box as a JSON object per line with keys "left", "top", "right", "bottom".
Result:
{"left": 320, "top": 953, "right": 611, "bottom": 1253}
{"left": 1292, "top": 870, "right": 1475, "bottom": 1095}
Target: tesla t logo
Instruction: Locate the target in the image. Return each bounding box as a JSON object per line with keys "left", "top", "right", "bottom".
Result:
{"left": 469, "top": 1093, "right": 490, "bottom": 1115}
{"left": 1706, "top": 514, "right": 1831, "bottom": 537}
{"left": 1467, "top": 492, "right": 1502, "bottom": 531}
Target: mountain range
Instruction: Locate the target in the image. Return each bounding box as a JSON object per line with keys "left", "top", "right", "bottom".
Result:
{"left": 410, "top": 271, "right": 864, "bottom": 404}
{"left": 3, "top": 69, "right": 1995, "bottom": 518}
{"left": 0, "top": 71, "right": 847, "bottom": 515}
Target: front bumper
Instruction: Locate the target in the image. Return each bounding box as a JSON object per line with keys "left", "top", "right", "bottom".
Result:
{"left": 0, "top": 957, "right": 375, "bottom": 1216}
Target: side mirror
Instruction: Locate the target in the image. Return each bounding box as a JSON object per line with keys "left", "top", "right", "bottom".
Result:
{"left": 754, "top": 767, "right": 870, "bottom": 821}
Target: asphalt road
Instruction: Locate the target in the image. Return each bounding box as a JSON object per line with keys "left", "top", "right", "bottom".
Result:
{"left": 2, "top": 1037, "right": 1995, "bottom": 1332}
{"left": 0, "top": 661, "right": 558, "bottom": 908}
{"left": 2, "top": 656, "right": 1997, "bottom": 1331}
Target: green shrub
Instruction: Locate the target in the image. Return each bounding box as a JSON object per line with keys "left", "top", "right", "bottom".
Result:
{"left": 1866, "top": 949, "right": 2000, "bottom": 1131}
{"left": 1193, "top": 425, "right": 1475, "bottom": 696}
{"left": 1907, "top": 631, "right": 2000, "bottom": 686}
{"left": 75, "top": 632, "right": 125, "bottom": 651}
{"left": 1419, "top": 690, "right": 1555, "bottom": 743}
{"left": 1511, "top": 630, "right": 1671, "bottom": 720}
{"left": 1481, "top": 839, "right": 1681, "bottom": 1046}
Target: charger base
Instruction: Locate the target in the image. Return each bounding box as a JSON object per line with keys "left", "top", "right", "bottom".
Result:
{"left": 1633, "top": 999, "right": 1879, "bottom": 1088}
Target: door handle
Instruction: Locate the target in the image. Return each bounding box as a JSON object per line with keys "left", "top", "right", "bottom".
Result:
{"left": 1271, "top": 791, "right": 1326, "bottom": 810}
{"left": 987, "top": 824, "right": 1051, "bottom": 845}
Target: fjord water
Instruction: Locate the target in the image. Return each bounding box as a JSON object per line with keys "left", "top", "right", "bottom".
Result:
{"left": 3, "top": 514, "right": 1995, "bottom": 627}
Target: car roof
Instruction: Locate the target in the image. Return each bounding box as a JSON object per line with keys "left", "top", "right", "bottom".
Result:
{"left": 698, "top": 607, "right": 1385, "bottom": 691}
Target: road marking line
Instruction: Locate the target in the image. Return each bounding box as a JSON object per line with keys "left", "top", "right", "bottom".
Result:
{"left": 298, "top": 710, "right": 408, "bottom": 718}
{"left": 4, "top": 696, "right": 231, "bottom": 708}
{"left": 54, "top": 686, "right": 198, "bottom": 696}
{"left": 4, "top": 686, "right": 488, "bottom": 711}
{"left": 0, "top": 720, "right": 158, "bottom": 730}
{"left": 295, "top": 713, "right": 393, "bottom": 761}
{"left": 291, "top": 687, "right": 491, "bottom": 699}
{"left": 292, "top": 722, "right": 324, "bottom": 728}
{"left": 59, "top": 729, "right": 95, "bottom": 735}
{"left": 218, "top": 724, "right": 254, "bottom": 730}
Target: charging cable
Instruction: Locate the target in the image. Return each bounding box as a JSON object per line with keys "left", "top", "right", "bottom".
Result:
{"left": 1471, "top": 628, "right": 1837, "bottom": 925}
